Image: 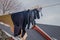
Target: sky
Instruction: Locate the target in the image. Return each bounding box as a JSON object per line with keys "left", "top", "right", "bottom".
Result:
{"left": 0, "top": 0, "right": 60, "bottom": 26}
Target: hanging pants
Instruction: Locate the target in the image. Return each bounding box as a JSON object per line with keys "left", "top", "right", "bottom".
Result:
{"left": 11, "top": 13, "right": 24, "bottom": 36}
{"left": 11, "top": 11, "right": 28, "bottom": 37}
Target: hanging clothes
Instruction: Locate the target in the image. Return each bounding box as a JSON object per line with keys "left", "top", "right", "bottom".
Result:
{"left": 27, "top": 9, "right": 40, "bottom": 29}
{"left": 11, "top": 10, "right": 29, "bottom": 37}
{"left": 11, "top": 12, "right": 24, "bottom": 36}
{"left": 33, "top": 9, "right": 40, "bottom": 19}
{"left": 11, "top": 8, "right": 41, "bottom": 37}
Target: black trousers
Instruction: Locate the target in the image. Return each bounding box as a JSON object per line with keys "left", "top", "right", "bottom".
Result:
{"left": 11, "top": 11, "right": 28, "bottom": 37}
{"left": 11, "top": 13, "right": 23, "bottom": 37}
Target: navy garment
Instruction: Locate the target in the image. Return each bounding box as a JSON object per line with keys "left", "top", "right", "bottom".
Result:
{"left": 11, "top": 12, "right": 24, "bottom": 36}
{"left": 32, "top": 9, "right": 40, "bottom": 19}
{"left": 11, "top": 10, "right": 29, "bottom": 37}
{"left": 27, "top": 9, "right": 40, "bottom": 29}
{"left": 11, "top": 9, "right": 41, "bottom": 37}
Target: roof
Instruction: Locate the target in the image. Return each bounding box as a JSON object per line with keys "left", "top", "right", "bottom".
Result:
{"left": 0, "top": 24, "right": 60, "bottom": 40}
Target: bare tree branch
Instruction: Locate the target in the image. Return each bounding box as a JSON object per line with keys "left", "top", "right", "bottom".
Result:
{"left": 0, "top": 0, "right": 22, "bottom": 14}
{"left": 4, "top": 0, "right": 9, "bottom": 10}
{"left": 5, "top": 0, "right": 12, "bottom": 11}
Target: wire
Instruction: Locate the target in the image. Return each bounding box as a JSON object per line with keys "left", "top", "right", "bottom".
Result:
{"left": 42, "top": 2, "right": 60, "bottom": 8}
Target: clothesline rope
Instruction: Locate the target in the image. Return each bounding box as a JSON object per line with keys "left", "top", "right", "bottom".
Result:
{"left": 41, "top": 2, "right": 60, "bottom": 8}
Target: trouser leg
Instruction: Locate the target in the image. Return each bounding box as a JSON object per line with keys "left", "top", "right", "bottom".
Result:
{"left": 14, "top": 25, "right": 21, "bottom": 37}
{"left": 21, "top": 20, "right": 26, "bottom": 37}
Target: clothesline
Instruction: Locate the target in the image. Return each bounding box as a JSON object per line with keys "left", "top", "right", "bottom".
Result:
{"left": 41, "top": 2, "right": 60, "bottom": 8}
